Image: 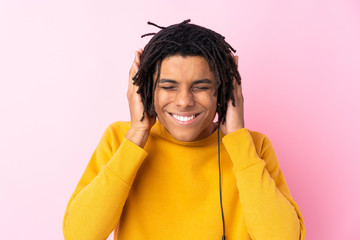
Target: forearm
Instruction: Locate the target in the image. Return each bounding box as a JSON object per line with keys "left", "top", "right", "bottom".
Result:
{"left": 63, "top": 138, "right": 148, "bottom": 240}
{"left": 223, "top": 128, "right": 302, "bottom": 240}
{"left": 234, "top": 161, "right": 300, "bottom": 239}
{"left": 63, "top": 167, "right": 131, "bottom": 240}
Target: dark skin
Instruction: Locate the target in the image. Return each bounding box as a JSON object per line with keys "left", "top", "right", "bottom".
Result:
{"left": 126, "top": 49, "right": 244, "bottom": 147}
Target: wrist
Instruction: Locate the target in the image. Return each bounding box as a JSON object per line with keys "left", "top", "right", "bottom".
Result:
{"left": 126, "top": 128, "right": 149, "bottom": 148}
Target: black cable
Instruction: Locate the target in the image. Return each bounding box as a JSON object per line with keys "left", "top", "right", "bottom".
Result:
{"left": 217, "top": 127, "right": 226, "bottom": 240}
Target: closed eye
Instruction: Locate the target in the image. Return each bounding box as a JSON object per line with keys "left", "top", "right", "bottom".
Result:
{"left": 160, "top": 86, "right": 177, "bottom": 90}
{"left": 193, "top": 86, "right": 210, "bottom": 91}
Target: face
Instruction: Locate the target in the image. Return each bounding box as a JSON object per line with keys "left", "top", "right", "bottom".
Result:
{"left": 153, "top": 55, "right": 218, "bottom": 142}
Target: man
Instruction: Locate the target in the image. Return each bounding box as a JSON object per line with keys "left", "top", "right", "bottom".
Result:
{"left": 63, "top": 20, "right": 305, "bottom": 240}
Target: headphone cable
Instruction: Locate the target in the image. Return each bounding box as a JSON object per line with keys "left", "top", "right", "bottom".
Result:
{"left": 217, "top": 127, "right": 226, "bottom": 240}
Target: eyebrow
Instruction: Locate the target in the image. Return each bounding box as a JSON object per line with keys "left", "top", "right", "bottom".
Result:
{"left": 158, "top": 79, "right": 213, "bottom": 84}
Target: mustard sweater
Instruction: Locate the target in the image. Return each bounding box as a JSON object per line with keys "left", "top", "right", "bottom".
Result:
{"left": 63, "top": 121, "right": 305, "bottom": 240}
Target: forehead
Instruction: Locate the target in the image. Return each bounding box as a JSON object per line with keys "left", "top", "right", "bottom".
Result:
{"left": 156, "top": 55, "right": 215, "bottom": 82}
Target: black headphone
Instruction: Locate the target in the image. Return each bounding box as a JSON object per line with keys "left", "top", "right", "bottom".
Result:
{"left": 217, "top": 127, "right": 226, "bottom": 240}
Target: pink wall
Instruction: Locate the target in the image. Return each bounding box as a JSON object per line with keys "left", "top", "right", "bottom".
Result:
{"left": 0, "top": 0, "right": 359, "bottom": 239}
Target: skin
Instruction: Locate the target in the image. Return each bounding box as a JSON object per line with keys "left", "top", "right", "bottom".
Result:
{"left": 153, "top": 55, "right": 218, "bottom": 142}
{"left": 126, "top": 49, "right": 245, "bottom": 148}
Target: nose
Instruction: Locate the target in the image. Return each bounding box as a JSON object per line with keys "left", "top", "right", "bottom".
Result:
{"left": 175, "top": 88, "right": 194, "bottom": 108}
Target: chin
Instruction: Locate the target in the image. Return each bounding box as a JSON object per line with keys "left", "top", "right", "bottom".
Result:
{"left": 164, "top": 128, "right": 191, "bottom": 141}
{"left": 157, "top": 111, "right": 216, "bottom": 142}
{"left": 168, "top": 127, "right": 207, "bottom": 142}
{"left": 172, "top": 133, "right": 198, "bottom": 142}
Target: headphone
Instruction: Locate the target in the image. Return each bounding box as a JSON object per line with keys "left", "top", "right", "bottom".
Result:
{"left": 217, "top": 127, "right": 226, "bottom": 240}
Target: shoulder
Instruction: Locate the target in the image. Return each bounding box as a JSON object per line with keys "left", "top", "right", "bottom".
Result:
{"left": 106, "top": 121, "right": 131, "bottom": 133}
{"left": 101, "top": 121, "right": 132, "bottom": 152}
{"left": 247, "top": 128, "right": 282, "bottom": 176}
{"left": 222, "top": 127, "right": 274, "bottom": 158}
{"left": 247, "top": 128, "right": 274, "bottom": 158}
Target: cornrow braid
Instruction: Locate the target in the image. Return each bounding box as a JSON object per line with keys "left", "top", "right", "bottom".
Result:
{"left": 132, "top": 19, "right": 241, "bottom": 124}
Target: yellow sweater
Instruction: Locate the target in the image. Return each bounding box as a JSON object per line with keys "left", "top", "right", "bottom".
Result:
{"left": 63, "top": 121, "right": 305, "bottom": 240}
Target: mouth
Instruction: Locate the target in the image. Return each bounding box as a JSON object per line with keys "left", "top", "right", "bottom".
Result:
{"left": 168, "top": 112, "right": 201, "bottom": 125}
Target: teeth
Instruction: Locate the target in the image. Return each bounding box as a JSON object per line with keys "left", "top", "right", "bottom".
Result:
{"left": 172, "top": 114, "right": 196, "bottom": 122}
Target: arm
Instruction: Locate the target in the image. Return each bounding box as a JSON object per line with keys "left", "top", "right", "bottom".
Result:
{"left": 222, "top": 128, "right": 305, "bottom": 240}
{"left": 63, "top": 125, "right": 148, "bottom": 240}
{"left": 63, "top": 49, "right": 155, "bottom": 240}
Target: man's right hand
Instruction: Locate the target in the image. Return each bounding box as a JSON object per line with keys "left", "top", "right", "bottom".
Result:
{"left": 126, "top": 49, "right": 156, "bottom": 148}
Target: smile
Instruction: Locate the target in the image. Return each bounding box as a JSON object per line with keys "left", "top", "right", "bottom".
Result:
{"left": 169, "top": 113, "right": 201, "bottom": 125}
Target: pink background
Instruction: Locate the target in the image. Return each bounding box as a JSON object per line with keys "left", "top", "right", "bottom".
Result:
{"left": 0, "top": 0, "right": 359, "bottom": 239}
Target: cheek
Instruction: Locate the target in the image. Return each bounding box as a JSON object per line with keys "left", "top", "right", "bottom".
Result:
{"left": 209, "top": 98, "right": 218, "bottom": 115}
{"left": 154, "top": 90, "right": 171, "bottom": 112}
{"left": 195, "top": 93, "right": 217, "bottom": 112}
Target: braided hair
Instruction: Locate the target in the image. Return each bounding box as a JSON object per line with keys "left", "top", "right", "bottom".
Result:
{"left": 133, "top": 19, "right": 241, "bottom": 124}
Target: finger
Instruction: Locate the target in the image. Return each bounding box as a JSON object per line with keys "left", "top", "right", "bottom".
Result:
{"left": 232, "top": 55, "right": 240, "bottom": 88}
{"left": 234, "top": 55, "right": 239, "bottom": 67}
{"left": 128, "top": 52, "right": 139, "bottom": 91}
{"left": 229, "top": 51, "right": 238, "bottom": 63}
{"left": 134, "top": 51, "right": 141, "bottom": 71}
{"left": 233, "top": 75, "right": 243, "bottom": 95}
{"left": 130, "top": 50, "right": 142, "bottom": 78}
{"left": 231, "top": 78, "right": 243, "bottom": 104}
{"left": 237, "top": 81, "right": 243, "bottom": 98}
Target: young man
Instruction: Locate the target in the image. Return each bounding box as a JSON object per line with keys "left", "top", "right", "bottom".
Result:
{"left": 63, "top": 20, "right": 305, "bottom": 240}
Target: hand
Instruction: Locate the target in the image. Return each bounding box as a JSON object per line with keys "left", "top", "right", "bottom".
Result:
{"left": 219, "top": 55, "right": 245, "bottom": 135}
{"left": 126, "top": 49, "right": 156, "bottom": 147}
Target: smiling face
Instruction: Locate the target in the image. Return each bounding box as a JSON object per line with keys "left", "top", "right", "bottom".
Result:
{"left": 153, "top": 55, "right": 218, "bottom": 142}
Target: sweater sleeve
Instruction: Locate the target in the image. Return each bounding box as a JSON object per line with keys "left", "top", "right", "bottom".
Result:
{"left": 222, "top": 128, "right": 305, "bottom": 240}
{"left": 63, "top": 124, "right": 148, "bottom": 240}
